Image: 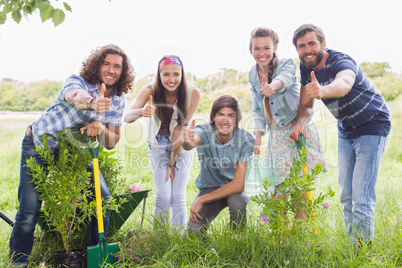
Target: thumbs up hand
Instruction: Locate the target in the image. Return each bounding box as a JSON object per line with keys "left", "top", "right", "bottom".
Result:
{"left": 260, "top": 75, "right": 275, "bottom": 97}
{"left": 305, "top": 71, "right": 323, "bottom": 99}
{"left": 183, "top": 120, "right": 196, "bottom": 144}
{"left": 92, "top": 83, "right": 111, "bottom": 114}
{"left": 143, "top": 95, "right": 156, "bottom": 118}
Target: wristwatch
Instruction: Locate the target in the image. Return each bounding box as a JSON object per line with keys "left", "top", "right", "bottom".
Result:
{"left": 86, "top": 97, "right": 94, "bottom": 110}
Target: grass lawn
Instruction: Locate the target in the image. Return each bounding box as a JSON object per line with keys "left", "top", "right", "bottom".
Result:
{"left": 0, "top": 101, "right": 401, "bottom": 267}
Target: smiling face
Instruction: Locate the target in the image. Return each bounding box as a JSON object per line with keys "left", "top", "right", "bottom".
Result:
{"left": 159, "top": 64, "right": 182, "bottom": 93}
{"left": 296, "top": 31, "right": 326, "bottom": 71}
{"left": 251, "top": 36, "right": 278, "bottom": 68}
{"left": 99, "top": 54, "right": 123, "bottom": 89}
{"left": 214, "top": 107, "right": 237, "bottom": 140}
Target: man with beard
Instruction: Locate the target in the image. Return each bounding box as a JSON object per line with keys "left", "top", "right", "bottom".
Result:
{"left": 9, "top": 44, "right": 135, "bottom": 266}
{"left": 290, "top": 24, "right": 391, "bottom": 246}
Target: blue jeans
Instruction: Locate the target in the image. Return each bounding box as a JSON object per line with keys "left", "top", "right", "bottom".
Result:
{"left": 9, "top": 134, "right": 110, "bottom": 262}
{"left": 338, "top": 134, "right": 389, "bottom": 243}
{"left": 148, "top": 135, "right": 194, "bottom": 229}
{"left": 187, "top": 186, "right": 250, "bottom": 237}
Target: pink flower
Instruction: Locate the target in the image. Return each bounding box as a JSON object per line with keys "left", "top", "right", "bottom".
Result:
{"left": 127, "top": 183, "right": 143, "bottom": 193}
{"left": 323, "top": 203, "right": 329, "bottom": 210}
{"left": 261, "top": 215, "right": 269, "bottom": 223}
{"left": 119, "top": 181, "right": 124, "bottom": 187}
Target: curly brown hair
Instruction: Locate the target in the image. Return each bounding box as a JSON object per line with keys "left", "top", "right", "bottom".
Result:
{"left": 80, "top": 44, "right": 135, "bottom": 96}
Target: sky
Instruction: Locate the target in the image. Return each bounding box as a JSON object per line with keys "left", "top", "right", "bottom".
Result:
{"left": 1, "top": 0, "right": 401, "bottom": 83}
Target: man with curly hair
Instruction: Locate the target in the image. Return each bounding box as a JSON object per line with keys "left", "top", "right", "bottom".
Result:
{"left": 9, "top": 44, "right": 135, "bottom": 266}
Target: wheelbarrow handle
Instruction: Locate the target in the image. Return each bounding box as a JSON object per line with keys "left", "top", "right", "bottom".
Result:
{"left": 0, "top": 211, "right": 14, "bottom": 227}
{"left": 83, "top": 130, "right": 103, "bottom": 158}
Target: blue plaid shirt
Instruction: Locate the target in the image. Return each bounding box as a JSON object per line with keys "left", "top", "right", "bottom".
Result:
{"left": 31, "top": 75, "right": 125, "bottom": 149}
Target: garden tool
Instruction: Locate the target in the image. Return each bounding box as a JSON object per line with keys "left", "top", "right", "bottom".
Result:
{"left": 84, "top": 130, "right": 118, "bottom": 267}
{"left": 0, "top": 210, "right": 14, "bottom": 227}
{"left": 296, "top": 132, "right": 317, "bottom": 234}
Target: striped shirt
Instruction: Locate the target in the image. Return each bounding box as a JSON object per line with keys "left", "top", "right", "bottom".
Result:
{"left": 31, "top": 75, "right": 125, "bottom": 149}
{"left": 300, "top": 49, "right": 391, "bottom": 139}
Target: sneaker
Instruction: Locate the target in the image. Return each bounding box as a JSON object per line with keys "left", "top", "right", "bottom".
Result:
{"left": 11, "top": 261, "right": 28, "bottom": 267}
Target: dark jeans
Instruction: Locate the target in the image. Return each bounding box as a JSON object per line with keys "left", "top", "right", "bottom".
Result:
{"left": 9, "top": 134, "right": 110, "bottom": 263}
{"left": 187, "top": 186, "right": 250, "bottom": 238}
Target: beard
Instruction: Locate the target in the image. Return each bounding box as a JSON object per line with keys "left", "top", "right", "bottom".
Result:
{"left": 301, "top": 50, "right": 324, "bottom": 69}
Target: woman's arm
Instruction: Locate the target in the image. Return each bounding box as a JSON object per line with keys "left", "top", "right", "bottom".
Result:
{"left": 166, "top": 86, "right": 201, "bottom": 181}
{"left": 124, "top": 85, "right": 155, "bottom": 123}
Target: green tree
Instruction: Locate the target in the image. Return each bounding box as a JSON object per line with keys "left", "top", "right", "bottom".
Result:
{"left": 0, "top": 0, "right": 74, "bottom": 26}
{"left": 0, "top": 80, "right": 62, "bottom": 111}
{"left": 360, "top": 61, "right": 392, "bottom": 78}
{"left": 372, "top": 73, "right": 402, "bottom": 101}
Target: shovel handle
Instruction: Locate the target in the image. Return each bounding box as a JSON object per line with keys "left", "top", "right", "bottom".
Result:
{"left": 84, "top": 130, "right": 105, "bottom": 234}
{"left": 295, "top": 132, "right": 316, "bottom": 232}
{"left": 296, "top": 132, "right": 307, "bottom": 152}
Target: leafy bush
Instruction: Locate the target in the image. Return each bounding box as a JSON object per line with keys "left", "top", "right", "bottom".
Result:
{"left": 252, "top": 147, "right": 335, "bottom": 241}
{"left": 26, "top": 131, "right": 94, "bottom": 253}
{"left": 26, "top": 130, "right": 121, "bottom": 252}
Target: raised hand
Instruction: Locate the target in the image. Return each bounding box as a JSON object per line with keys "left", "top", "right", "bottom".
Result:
{"left": 260, "top": 75, "right": 275, "bottom": 97}
{"left": 143, "top": 95, "right": 156, "bottom": 117}
{"left": 183, "top": 120, "right": 196, "bottom": 144}
{"left": 92, "top": 83, "right": 111, "bottom": 113}
{"left": 305, "top": 71, "right": 323, "bottom": 99}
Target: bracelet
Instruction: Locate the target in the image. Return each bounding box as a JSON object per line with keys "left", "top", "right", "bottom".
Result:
{"left": 168, "top": 164, "right": 176, "bottom": 169}
{"left": 87, "top": 97, "right": 94, "bottom": 110}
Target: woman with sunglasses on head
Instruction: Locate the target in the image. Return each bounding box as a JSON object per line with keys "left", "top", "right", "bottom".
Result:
{"left": 125, "top": 55, "right": 200, "bottom": 230}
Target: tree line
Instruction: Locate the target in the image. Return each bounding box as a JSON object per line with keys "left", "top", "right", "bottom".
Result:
{"left": 1, "top": 62, "right": 401, "bottom": 113}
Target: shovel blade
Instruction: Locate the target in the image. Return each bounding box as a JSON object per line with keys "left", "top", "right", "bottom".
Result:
{"left": 87, "top": 238, "right": 118, "bottom": 267}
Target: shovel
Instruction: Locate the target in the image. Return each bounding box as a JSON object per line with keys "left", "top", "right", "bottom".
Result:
{"left": 296, "top": 132, "right": 317, "bottom": 234}
{"left": 83, "top": 130, "right": 118, "bottom": 267}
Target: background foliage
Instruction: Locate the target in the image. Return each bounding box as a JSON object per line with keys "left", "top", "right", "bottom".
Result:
{"left": 2, "top": 62, "right": 400, "bottom": 113}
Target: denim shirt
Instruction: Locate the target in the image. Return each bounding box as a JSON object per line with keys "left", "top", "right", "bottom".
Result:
{"left": 194, "top": 123, "right": 254, "bottom": 189}
{"left": 249, "top": 58, "right": 300, "bottom": 135}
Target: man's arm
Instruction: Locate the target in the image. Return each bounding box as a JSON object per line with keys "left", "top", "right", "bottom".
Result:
{"left": 290, "top": 84, "right": 315, "bottom": 141}
{"left": 64, "top": 83, "right": 110, "bottom": 114}
{"left": 190, "top": 161, "right": 248, "bottom": 223}
{"left": 306, "top": 70, "right": 355, "bottom": 100}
